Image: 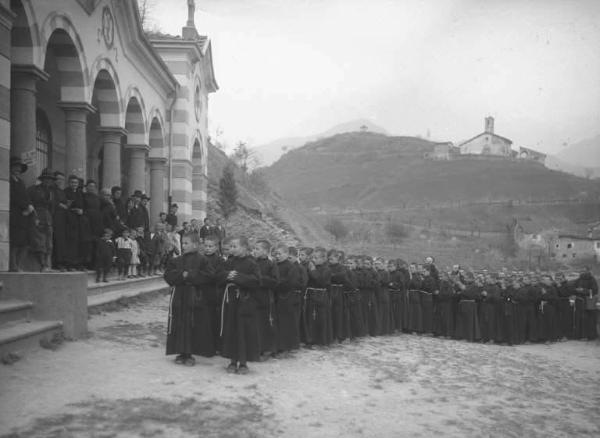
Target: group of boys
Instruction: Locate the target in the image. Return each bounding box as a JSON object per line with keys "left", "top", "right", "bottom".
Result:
{"left": 163, "top": 233, "right": 599, "bottom": 374}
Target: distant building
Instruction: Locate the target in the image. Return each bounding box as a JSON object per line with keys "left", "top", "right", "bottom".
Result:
{"left": 459, "top": 117, "right": 513, "bottom": 157}
{"left": 429, "top": 142, "right": 460, "bottom": 160}
{"left": 551, "top": 234, "right": 600, "bottom": 262}
{"left": 518, "top": 146, "right": 546, "bottom": 165}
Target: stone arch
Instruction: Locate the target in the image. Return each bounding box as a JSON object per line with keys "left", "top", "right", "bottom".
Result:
{"left": 89, "top": 58, "right": 124, "bottom": 126}
{"left": 149, "top": 114, "right": 165, "bottom": 152}
{"left": 91, "top": 67, "right": 122, "bottom": 128}
{"left": 41, "top": 13, "right": 89, "bottom": 102}
{"left": 10, "top": 0, "right": 42, "bottom": 66}
{"left": 124, "top": 92, "right": 148, "bottom": 146}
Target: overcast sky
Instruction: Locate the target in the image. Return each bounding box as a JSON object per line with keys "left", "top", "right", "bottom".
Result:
{"left": 151, "top": 0, "right": 600, "bottom": 154}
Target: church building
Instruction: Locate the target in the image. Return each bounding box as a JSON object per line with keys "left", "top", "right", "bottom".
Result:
{"left": 0, "top": 0, "right": 217, "bottom": 271}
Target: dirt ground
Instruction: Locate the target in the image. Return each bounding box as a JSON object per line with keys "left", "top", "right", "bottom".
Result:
{"left": 1, "top": 292, "right": 599, "bottom": 438}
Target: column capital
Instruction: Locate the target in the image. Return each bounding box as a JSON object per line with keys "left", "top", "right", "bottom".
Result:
{"left": 57, "top": 101, "right": 96, "bottom": 114}
{"left": 148, "top": 157, "right": 167, "bottom": 168}
{"left": 97, "top": 126, "right": 127, "bottom": 136}
{"left": 11, "top": 64, "right": 50, "bottom": 82}
{"left": 125, "top": 143, "right": 150, "bottom": 152}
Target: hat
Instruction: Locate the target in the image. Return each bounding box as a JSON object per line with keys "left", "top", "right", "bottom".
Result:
{"left": 132, "top": 190, "right": 143, "bottom": 198}
{"left": 10, "top": 156, "right": 27, "bottom": 173}
{"left": 141, "top": 194, "right": 150, "bottom": 200}
{"left": 38, "top": 168, "right": 56, "bottom": 180}
{"left": 170, "top": 203, "right": 178, "bottom": 208}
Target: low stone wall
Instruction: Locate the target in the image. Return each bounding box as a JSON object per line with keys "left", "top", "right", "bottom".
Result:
{"left": 0, "top": 272, "right": 88, "bottom": 339}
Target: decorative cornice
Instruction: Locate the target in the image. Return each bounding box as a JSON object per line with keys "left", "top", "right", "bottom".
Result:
{"left": 11, "top": 64, "right": 50, "bottom": 82}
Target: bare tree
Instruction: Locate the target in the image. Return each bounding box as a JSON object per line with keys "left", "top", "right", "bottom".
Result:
{"left": 139, "top": 0, "right": 156, "bottom": 31}
{"left": 584, "top": 167, "right": 594, "bottom": 179}
{"left": 231, "top": 141, "right": 261, "bottom": 173}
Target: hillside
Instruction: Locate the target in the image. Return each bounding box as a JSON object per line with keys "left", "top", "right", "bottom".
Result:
{"left": 206, "top": 143, "right": 330, "bottom": 246}
{"left": 263, "top": 132, "right": 600, "bottom": 269}
{"left": 265, "top": 132, "right": 600, "bottom": 210}
{"left": 252, "top": 118, "right": 388, "bottom": 166}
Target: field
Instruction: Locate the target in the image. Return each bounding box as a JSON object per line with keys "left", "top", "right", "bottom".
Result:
{"left": 1, "top": 293, "right": 599, "bottom": 438}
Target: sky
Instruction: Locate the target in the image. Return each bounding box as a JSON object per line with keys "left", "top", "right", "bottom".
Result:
{"left": 151, "top": 0, "right": 600, "bottom": 154}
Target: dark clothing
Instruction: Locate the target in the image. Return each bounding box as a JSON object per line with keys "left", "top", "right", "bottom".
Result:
{"left": 275, "top": 259, "right": 301, "bottom": 351}
{"left": 256, "top": 257, "right": 279, "bottom": 353}
{"left": 359, "top": 268, "right": 380, "bottom": 336}
{"left": 9, "top": 175, "right": 32, "bottom": 248}
{"left": 27, "top": 184, "right": 54, "bottom": 257}
{"left": 455, "top": 284, "right": 481, "bottom": 342}
{"left": 100, "top": 199, "right": 119, "bottom": 235}
{"left": 305, "top": 263, "right": 332, "bottom": 345}
{"left": 199, "top": 225, "right": 213, "bottom": 240}
{"left": 432, "top": 280, "right": 455, "bottom": 337}
{"left": 389, "top": 269, "right": 408, "bottom": 332}
{"left": 376, "top": 269, "right": 393, "bottom": 335}
{"left": 127, "top": 205, "right": 147, "bottom": 230}
{"left": 164, "top": 252, "right": 215, "bottom": 357}
{"left": 112, "top": 197, "right": 128, "bottom": 232}
{"left": 219, "top": 255, "right": 261, "bottom": 363}
{"left": 52, "top": 187, "right": 69, "bottom": 268}
{"left": 330, "top": 263, "right": 353, "bottom": 341}
{"left": 165, "top": 213, "right": 178, "bottom": 228}
{"left": 64, "top": 187, "right": 84, "bottom": 268}
{"left": 95, "top": 238, "right": 115, "bottom": 281}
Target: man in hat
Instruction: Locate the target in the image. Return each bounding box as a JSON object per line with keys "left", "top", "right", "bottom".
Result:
{"left": 9, "top": 157, "right": 34, "bottom": 271}
{"left": 111, "top": 186, "right": 127, "bottom": 235}
{"left": 126, "top": 190, "right": 146, "bottom": 231}
{"left": 27, "top": 168, "right": 56, "bottom": 271}
{"left": 139, "top": 194, "right": 151, "bottom": 237}
{"left": 52, "top": 171, "right": 69, "bottom": 271}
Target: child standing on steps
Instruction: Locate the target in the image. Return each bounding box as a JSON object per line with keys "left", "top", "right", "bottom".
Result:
{"left": 115, "top": 228, "right": 133, "bottom": 281}
{"left": 95, "top": 228, "right": 116, "bottom": 282}
{"left": 129, "top": 229, "right": 140, "bottom": 278}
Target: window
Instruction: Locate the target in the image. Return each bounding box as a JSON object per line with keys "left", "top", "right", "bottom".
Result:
{"left": 555, "top": 244, "right": 559, "bottom": 248}
{"left": 567, "top": 243, "right": 573, "bottom": 249}
{"left": 596, "top": 242, "right": 600, "bottom": 249}
{"left": 194, "top": 80, "right": 202, "bottom": 122}
{"left": 36, "top": 109, "right": 52, "bottom": 170}
{"left": 572, "top": 253, "right": 576, "bottom": 258}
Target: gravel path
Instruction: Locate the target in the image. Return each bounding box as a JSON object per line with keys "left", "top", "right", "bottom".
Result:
{"left": 1, "top": 292, "right": 599, "bottom": 438}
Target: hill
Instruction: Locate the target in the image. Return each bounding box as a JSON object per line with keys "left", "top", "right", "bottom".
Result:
{"left": 206, "top": 142, "right": 330, "bottom": 246}
{"left": 263, "top": 132, "right": 600, "bottom": 269}
{"left": 264, "top": 132, "right": 600, "bottom": 210}
{"left": 252, "top": 118, "right": 388, "bottom": 166}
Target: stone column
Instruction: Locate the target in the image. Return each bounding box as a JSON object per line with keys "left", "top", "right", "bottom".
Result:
{"left": 97, "top": 127, "right": 126, "bottom": 189}
{"left": 58, "top": 102, "right": 96, "bottom": 179}
{"left": 10, "top": 65, "right": 49, "bottom": 183}
{"left": 148, "top": 157, "right": 167, "bottom": 226}
{"left": 126, "top": 144, "right": 149, "bottom": 194}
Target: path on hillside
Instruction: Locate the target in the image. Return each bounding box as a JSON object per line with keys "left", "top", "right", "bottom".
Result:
{"left": 1, "top": 293, "right": 599, "bottom": 438}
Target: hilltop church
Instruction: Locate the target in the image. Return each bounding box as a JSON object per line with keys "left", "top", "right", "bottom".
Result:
{"left": 0, "top": 0, "right": 217, "bottom": 271}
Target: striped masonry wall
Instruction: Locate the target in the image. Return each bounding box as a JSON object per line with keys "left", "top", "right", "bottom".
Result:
{"left": 0, "top": 0, "right": 12, "bottom": 271}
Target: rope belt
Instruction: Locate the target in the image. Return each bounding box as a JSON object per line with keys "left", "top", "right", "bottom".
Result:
{"left": 220, "top": 283, "right": 237, "bottom": 337}
{"left": 167, "top": 286, "right": 175, "bottom": 335}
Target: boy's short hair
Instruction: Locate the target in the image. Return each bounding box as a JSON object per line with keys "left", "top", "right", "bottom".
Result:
{"left": 299, "top": 247, "right": 313, "bottom": 256}
{"left": 68, "top": 174, "right": 79, "bottom": 181}
{"left": 103, "top": 228, "right": 113, "bottom": 236}
{"left": 204, "top": 235, "right": 218, "bottom": 244}
{"left": 313, "top": 247, "right": 327, "bottom": 257}
{"left": 255, "top": 239, "right": 271, "bottom": 252}
{"left": 182, "top": 232, "right": 200, "bottom": 245}
{"left": 288, "top": 247, "right": 298, "bottom": 256}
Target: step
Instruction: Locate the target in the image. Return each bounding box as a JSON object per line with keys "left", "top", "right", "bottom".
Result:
{"left": 0, "top": 319, "right": 63, "bottom": 357}
{"left": 87, "top": 275, "right": 165, "bottom": 296}
{"left": 87, "top": 279, "right": 170, "bottom": 309}
{"left": 0, "top": 299, "right": 34, "bottom": 325}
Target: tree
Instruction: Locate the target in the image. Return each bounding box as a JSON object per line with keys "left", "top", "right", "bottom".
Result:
{"left": 138, "top": 0, "right": 156, "bottom": 31}
{"left": 219, "top": 163, "right": 238, "bottom": 218}
{"left": 231, "top": 141, "right": 260, "bottom": 173}
{"left": 324, "top": 217, "right": 349, "bottom": 242}
{"left": 584, "top": 167, "right": 594, "bottom": 179}
{"left": 385, "top": 221, "right": 409, "bottom": 247}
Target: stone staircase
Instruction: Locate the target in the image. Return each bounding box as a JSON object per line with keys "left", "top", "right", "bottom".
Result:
{"left": 86, "top": 271, "right": 170, "bottom": 309}
{"left": 0, "top": 281, "right": 63, "bottom": 357}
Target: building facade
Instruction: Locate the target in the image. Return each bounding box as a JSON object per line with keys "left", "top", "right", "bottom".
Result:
{"left": 459, "top": 116, "right": 513, "bottom": 157}
{"left": 0, "top": 0, "right": 217, "bottom": 271}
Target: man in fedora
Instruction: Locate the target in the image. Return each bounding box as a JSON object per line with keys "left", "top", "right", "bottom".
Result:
{"left": 28, "top": 168, "right": 56, "bottom": 271}
{"left": 9, "top": 157, "right": 34, "bottom": 271}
